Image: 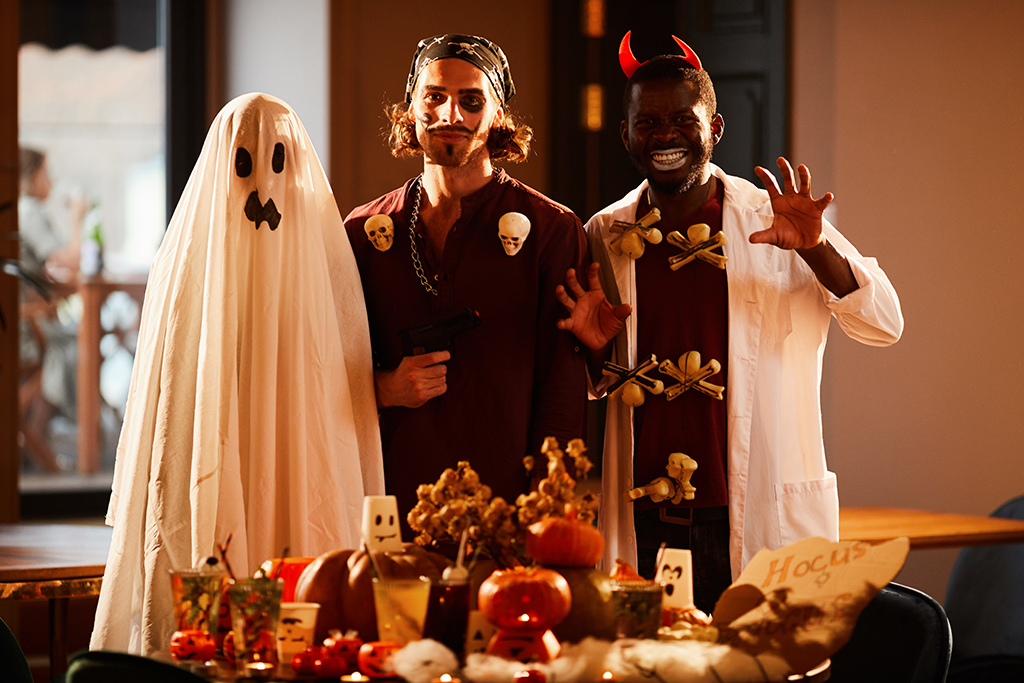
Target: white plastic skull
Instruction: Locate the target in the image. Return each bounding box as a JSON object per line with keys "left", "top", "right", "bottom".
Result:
{"left": 364, "top": 214, "right": 394, "bottom": 252}
{"left": 498, "top": 212, "right": 531, "bottom": 256}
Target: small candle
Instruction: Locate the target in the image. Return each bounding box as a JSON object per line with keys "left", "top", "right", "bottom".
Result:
{"left": 243, "top": 661, "right": 275, "bottom": 679}
{"left": 432, "top": 674, "right": 461, "bottom": 683}
{"left": 341, "top": 673, "right": 370, "bottom": 683}
{"left": 602, "top": 672, "right": 618, "bottom": 682}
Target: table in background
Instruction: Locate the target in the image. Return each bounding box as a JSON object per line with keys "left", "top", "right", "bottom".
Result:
{"left": 76, "top": 273, "right": 148, "bottom": 475}
{"left": 839, "top": 507, "right": 1024, "bottom": 548}
{"left": 0, "top": 523, "right": 112, "bottom": 677}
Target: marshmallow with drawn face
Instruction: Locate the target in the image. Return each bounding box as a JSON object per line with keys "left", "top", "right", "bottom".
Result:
{"left": 656, "top": 547, "right": 695, "bottom": 610}
{"left": 498, "top": 212, "right": 531, "bottom": 256}
{"left": 362, "top": 495, "right": 403, "bottom": 552}
{"left": 364, "top": 214, "right": 394, "bottom": 252}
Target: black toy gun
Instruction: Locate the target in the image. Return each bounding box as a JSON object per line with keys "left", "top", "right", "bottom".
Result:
{"left": 398, "top": 308, "right": 482, "bottom": 356}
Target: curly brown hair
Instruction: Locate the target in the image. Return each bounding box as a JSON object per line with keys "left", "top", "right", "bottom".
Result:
{"left": 385, "top": 102, "right": 533, "bottom": 162}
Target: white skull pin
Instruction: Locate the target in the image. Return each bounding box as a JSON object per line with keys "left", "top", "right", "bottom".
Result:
{"left": 364, "top": 214, "right": 394, "bottom": 252}
{"left": 498, "top": 212, "right": 531, "bottom": 256}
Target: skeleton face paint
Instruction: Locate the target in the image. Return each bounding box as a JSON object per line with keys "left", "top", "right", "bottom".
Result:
{"left": 498, "top": 211, "right": 531, "bottom": 256}
{"left": 364, "top": 214, "right": 394, "bottom": 252}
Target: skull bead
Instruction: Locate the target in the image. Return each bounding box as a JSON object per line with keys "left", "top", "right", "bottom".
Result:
{"left": 364, "top": 214, "right": 394, "bottom": 252}
{"left": 498, "top": 212, "right": 531, "bottom": 256}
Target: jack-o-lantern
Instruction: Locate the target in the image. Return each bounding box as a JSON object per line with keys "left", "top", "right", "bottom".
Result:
{"left": 169, "top": 629, "right": 217, "bottom": 662}
{"left": 358, "top": 641, "right": 402, "bottom": 678}
{"left": 478, "top": 567, "right": 572, "bottom": 630}
{"left": 477, "top": 567, "right": 571, "bottom": 662}
{"left": 525, "top": 515, "right": 604, "bottom": 568}
{"left": 324, "top": 633, "right": 363, "bottom": 671}
{"left": 222, "top": 630, "right": 237, "bottom": 664}
{"left": 294, "top": 543, "right": 450, "bottom": 642}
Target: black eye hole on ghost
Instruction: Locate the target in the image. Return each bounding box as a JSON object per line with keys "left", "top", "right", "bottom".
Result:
{"left": 272, "top": 143, "right": 285, "bottom": 173}
{"left": 235, "top": 147, "right": 252, "bottom": 178}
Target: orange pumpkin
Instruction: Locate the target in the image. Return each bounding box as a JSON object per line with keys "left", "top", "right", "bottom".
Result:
{"left": 169, "top": 629, "right": 216, "bottom": 662}
{"left": 294, "top": 543, "right": 451, "bottom": 642}
{"left": 478, "top": 567, "right": 572, "bottom": 631}
{"left": 257, "top": 557, "right": 314, "bottom": 602}
{"left": 358, "top": 641, "right": 402, "bottom": 678}
{"left": 525, "top": 516, "right": 604, "bottom": 568}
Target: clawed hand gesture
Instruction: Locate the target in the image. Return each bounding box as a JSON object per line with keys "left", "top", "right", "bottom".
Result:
{"left": 556, "top": 263, "right": 632, "bottom": 351}
{"left": 750, "top": 157, "right": 834, "bottom": 250}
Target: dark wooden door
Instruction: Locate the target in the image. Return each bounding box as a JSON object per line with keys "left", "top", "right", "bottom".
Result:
{"left": 550, "top": 0, "right": 790, "bottom": 220}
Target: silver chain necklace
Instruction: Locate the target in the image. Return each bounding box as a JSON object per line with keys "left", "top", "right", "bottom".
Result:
{"left": 407, "top": 175, "right": 438, "bottom": 296}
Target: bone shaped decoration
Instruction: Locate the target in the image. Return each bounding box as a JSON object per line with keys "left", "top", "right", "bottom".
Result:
{"left": 659, "top": 350, "right": 725, "bottom": 401}
{"left": 666, "top": 223, "right": 728, "bottom": 270}
{"left": 610, "top": 208, "right": 663, "bottom": 259}
{"left": 602, "top": 354, "right": 664, "bottom": 406}
{"left": 626, "top": 451, "right": 699, "bottom": 504}
{"left": 498, "top": 212, "right": 531, "bottom": 256}
{"left": 364, "top": 214, "right": 394, "bottom": 252}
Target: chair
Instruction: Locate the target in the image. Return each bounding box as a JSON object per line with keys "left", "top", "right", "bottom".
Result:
{"left": 943, "top": 495, "right": 1024, "bottom": 683}
{"left": 0, "top": 616, "right": 33, "bottom": 683}
{"left": 828, "top": 582, "right": 952, "bottom": 683}
{"left": 63, "top": 649, "right": 209, "bottom": 682}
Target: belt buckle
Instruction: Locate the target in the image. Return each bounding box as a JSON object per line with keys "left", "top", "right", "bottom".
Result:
{"left": 659, "top": 507, "right": 693, "bottom": 526}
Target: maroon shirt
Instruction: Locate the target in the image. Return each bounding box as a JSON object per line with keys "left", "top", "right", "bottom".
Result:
{"left": 345, "top": 170, "right": 588, "bottom": 529}
{"left": 632, "top": 182, "right": 729, "bottom": 510}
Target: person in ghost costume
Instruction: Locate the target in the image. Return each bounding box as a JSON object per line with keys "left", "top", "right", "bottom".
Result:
{"left": 90, "top": 93, "right": 384, "bottom": 655}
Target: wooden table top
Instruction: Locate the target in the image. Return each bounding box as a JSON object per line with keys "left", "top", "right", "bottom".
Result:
{"left": 839, "top": 506, "right": 1024, "bottom": 549}
{"left": 0, "top": 523, "right": 112, "bottom": 583}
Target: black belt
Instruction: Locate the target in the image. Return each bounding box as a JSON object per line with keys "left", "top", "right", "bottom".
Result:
{"left": 636, "top": 505, "right": 729, "bottom": 527}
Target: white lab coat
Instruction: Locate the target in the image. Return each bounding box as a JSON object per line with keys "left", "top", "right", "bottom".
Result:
{"left": 589, "top": 165, "right": 903, "bottom": 578}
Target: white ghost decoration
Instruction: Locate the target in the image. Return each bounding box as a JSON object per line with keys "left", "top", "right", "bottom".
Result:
{"left": 364, "top": 214, "right": 394, "bottom": 252}
{"left": 362, "top": 495, "right": 403, "bottom": 553}
{"left": 90, "top": 93, "right": 385, "bottom": 656}
{"left": 497, "top": 212, "right": 531, "bottom": 256}
{"left": 656, "top": 547, "right": 695, "bottom": 610}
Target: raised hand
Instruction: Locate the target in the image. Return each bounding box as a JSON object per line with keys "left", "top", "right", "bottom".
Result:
{"left": 750, "top": 157, "right": 834, "bottom": 250}
{"left": 556, "top": 263, "right": 632, "bottom": 351}
{"left": 374, "top": 350, "right": 450, "bottom": 408}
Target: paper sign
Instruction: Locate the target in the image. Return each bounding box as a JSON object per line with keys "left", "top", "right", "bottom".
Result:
{"left": 712, "top": 536, "right": 910, "bottom": 672}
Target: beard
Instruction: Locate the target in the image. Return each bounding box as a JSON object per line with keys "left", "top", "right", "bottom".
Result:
{"left": 419, "top": 122, "right": 489, "bottom": 168}
{"left": 634, "top": 136, "right": 714, "bottom": 196}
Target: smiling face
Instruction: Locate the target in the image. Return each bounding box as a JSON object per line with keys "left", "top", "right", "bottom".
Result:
{"left": 621, "top": 78, "right": 723, "bottom": 196}
{"left": 411, "top": 58, "right": 504, "bottom": 169}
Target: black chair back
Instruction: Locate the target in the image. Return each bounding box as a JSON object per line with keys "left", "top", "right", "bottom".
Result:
{"left": 829, "top": 582, "right": 951, "bottom": 683}
{"left": 64, "top": 650, "right": 209, "bottom": 682}
{"left": 0, "top": 616, "right": 33, "bottom": 683}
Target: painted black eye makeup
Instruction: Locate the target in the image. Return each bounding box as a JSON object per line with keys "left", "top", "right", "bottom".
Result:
{"left": 460, "top": 97, "right": 484, "bottom": 114}
{"left": 272, "top": 142, "right": 285, "bottom": 173}
{"left": 235, "top": 147, "right": 252, "bottom": 178}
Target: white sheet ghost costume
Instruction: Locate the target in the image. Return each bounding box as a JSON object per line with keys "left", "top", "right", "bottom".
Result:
{"left": 90, "top": 93, "right": 384, "bottom": 655}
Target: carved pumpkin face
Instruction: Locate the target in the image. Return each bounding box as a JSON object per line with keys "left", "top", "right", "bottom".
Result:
{"left": 478, "top": 567, "right": 572, "bottom": 631}
{"left": 324, "top": 634, "right": 363, "bottom": 670}
{"left": 170, "top": 629, "right": 217, "bottom": 661}
{"left": 358, "top": 641, "right": 402, "bottom": 678}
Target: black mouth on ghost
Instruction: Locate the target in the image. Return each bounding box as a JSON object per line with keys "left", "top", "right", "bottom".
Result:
{"left": 245, "top": 190, "right": 281, "bottom": 230}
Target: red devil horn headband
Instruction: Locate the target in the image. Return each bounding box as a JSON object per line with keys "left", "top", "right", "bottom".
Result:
{"left": 618, "top": 30, "right": 703, "bottom": 78}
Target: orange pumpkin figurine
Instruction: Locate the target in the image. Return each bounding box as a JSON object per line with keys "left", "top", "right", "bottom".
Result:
{"left": 478, "top": 567, "right": 572, "bottom": 662}
{"left": 170, "top": 629, "right": 217, "bottom": 661}
{"left": 358, "top": 641, "right": 402, "bottom": 678}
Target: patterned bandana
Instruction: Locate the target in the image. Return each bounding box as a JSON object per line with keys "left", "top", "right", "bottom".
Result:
{"left": 404, "top": 33, "right": 516, "bottom": 105}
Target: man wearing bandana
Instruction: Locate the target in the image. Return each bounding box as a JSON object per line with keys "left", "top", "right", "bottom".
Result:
{"left": 345, "top": 34, "right": 587, "bottom": 533}
{"left": 557, "top": 36, "right": 903, "bottom": 612}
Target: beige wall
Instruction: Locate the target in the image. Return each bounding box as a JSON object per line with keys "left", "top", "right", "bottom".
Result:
{"left": 330, "top": 0, "right": 551, "bottom": 216}
{"left": 793, "top": 0, "right": 1024, "bottom": 603}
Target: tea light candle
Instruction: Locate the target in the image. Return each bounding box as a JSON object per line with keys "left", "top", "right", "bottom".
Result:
{"left": 602, "top": 671, "right": 619, "bottom": 682}
{"left": 341, "top": 672, "right": 370, "bottom": 683}
{"left": 432, "top": 674, "right": 461, "bottom": 683}
{"left": 243, "top": 661, "right": 275, "bottom": 678}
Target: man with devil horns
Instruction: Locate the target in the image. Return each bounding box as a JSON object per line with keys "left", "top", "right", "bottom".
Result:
{"left": 557, "top": 33, "right": 903, "bottom": 612}
{"left": 344, "top": 34, "right": 588, "bottom": 534}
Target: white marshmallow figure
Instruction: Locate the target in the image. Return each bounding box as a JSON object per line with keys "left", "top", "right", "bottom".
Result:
{"left": 656, "top": 547, "right": 695, "bottom": 610}
{"left": 364, "top": 214, "right": 394, "bottom": 252}
{"left": 498, "top": 212, "right": 531, "bottom": 256}
{"left": 362, "top": 495, "right": 403, "bottom": 552}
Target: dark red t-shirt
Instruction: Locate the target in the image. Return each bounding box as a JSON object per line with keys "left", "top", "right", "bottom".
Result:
{"left": 632, "top": 182, "right": 729, "bottom": 510}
